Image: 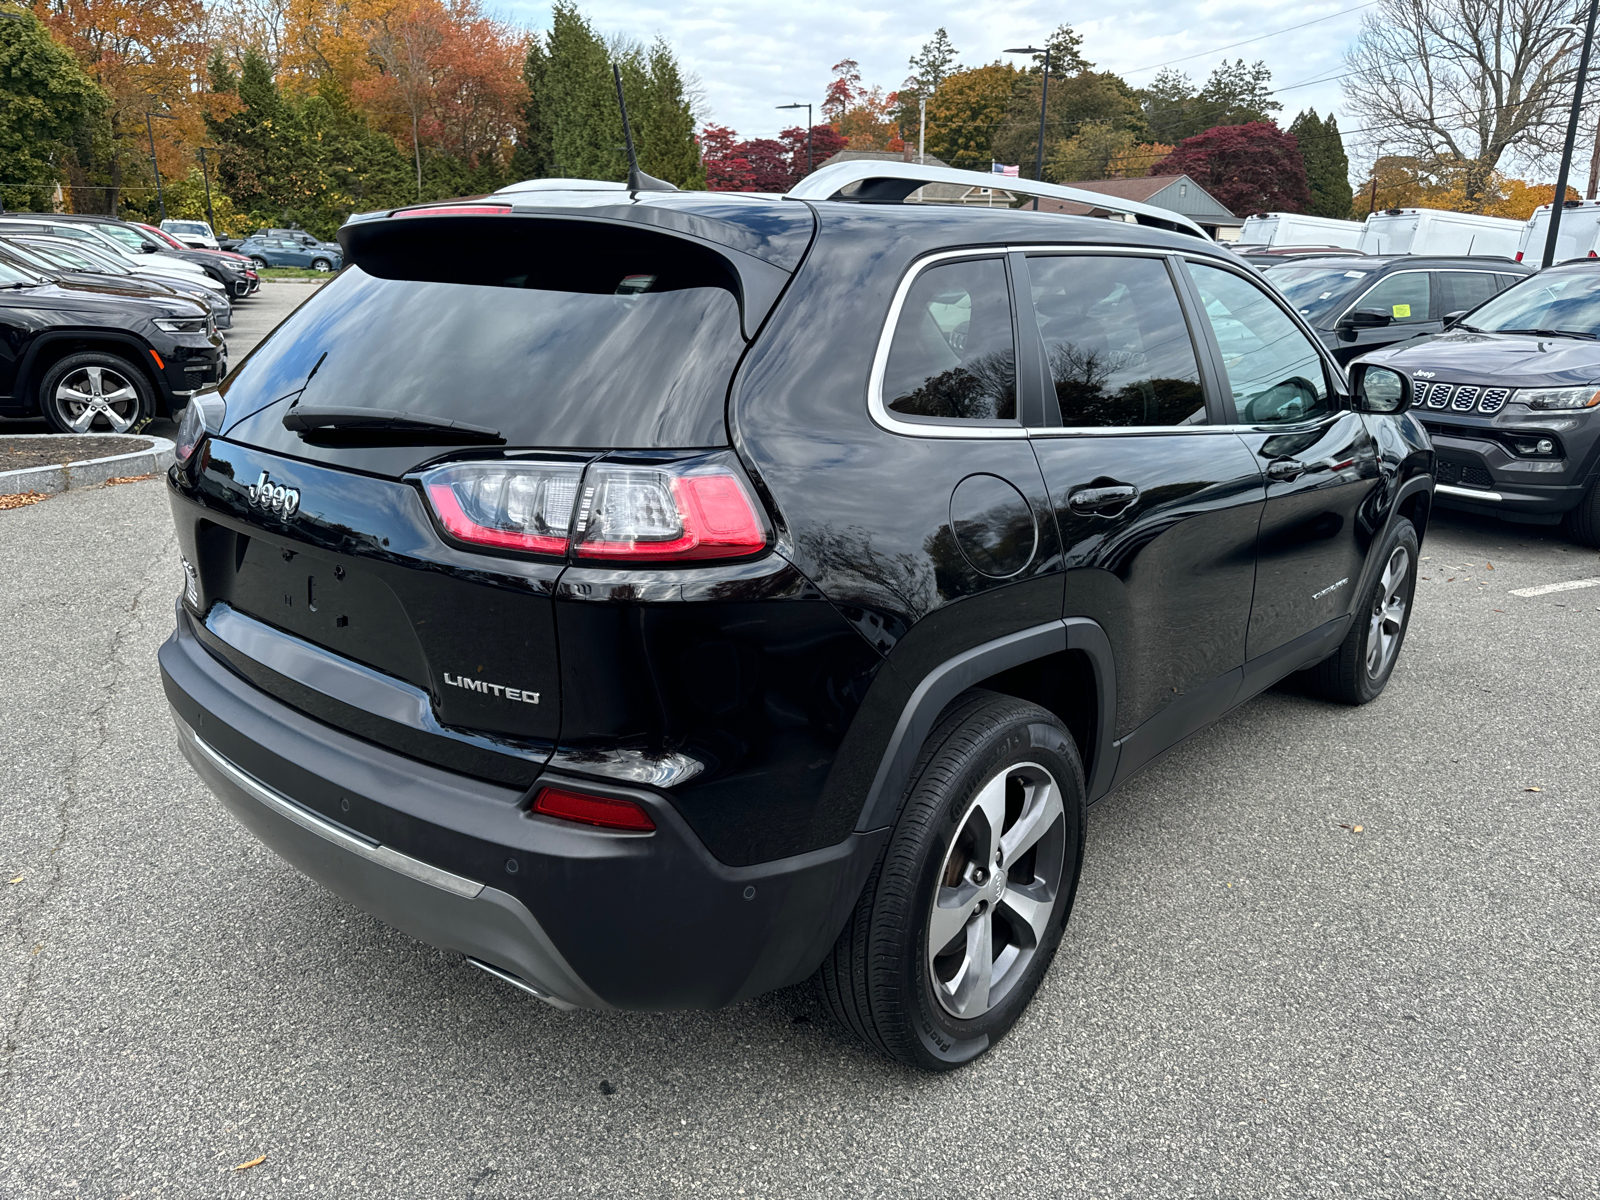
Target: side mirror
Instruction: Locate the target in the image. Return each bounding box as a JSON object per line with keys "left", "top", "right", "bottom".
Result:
{"left": 1341, "top": 307, "right": 1393, "bottom": 329}
{"left": 139, "top": 242, "right": 158, "bottom": 253}
{"left": 1442, "top": 309, "right": 1468, "bottom": 328}
{"left": 1350, "top": 362, "right": 1412, "bottom": 414}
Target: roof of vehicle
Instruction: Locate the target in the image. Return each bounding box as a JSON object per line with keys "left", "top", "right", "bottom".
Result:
{"left": 345, "top": 179, "right": 1232, "bottom": 276}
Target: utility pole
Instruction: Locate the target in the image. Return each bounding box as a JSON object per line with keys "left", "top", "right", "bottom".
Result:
{"left": 197, "top": 147, "right": 219, "bottom": 234}
{"left": 1004, "top": 45, "right": 1052, "bottom": 210}
{"left": 919, "top": 96, "right": 926, "bottom": 164}
{"left": 776, "top": 102, "right": 814, "bottom": 176}
{"left": 1588, "top": 114, "right": 1600, "bottom": 199}
{"left": 1546, "top": 0, "right": 1599, "bottom": 268}
{"left": 145, "top": 111, "right": 176, "bottom": 221}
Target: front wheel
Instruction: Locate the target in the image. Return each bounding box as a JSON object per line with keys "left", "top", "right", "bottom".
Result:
{"left": 38, "top": 352, "right": 153, "bottom": 434}
{"left": 819, "top": 692, "right": 1086, "bottom": 1071}
{"left": 310, "top": 257, "right": 333, "bottom": 272}
{"left": 1306, "top": 518, "right": 1419, "bottom": 704}
{"left": 1562, "top": 477, "right": 1600, "bottom": 548}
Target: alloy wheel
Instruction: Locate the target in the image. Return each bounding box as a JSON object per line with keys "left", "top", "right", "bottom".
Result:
{"left": 52, "top": 364, "right": 140, "bottom": 433}
{"left": 1366, "top": 545, "right": 1410, "bottom": 679}
{"left": 928, "top": 761, "right": 1067, "bottom": 1020}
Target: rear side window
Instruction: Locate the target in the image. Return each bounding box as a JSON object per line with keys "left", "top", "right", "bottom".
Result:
{"left": 220, "top": 221, "right": 748, "bottom": 448}
{"left": 1029, "top": 254, "right": 1206, "bottom": 427}
{"left": 882, "top": 257, "right": 1017, "bottom": 421}
{"left": 1437, "top": 270, "right": 1503, "bottom": 316}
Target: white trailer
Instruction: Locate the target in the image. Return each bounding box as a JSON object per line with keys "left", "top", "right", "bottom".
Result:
{"left": 1358, "top": 208, "right": 1523, "bottom": 258}
{"left": 1516, "top": 200, "right": 1600, "bottom": 264}
{"left": 1238, "top": 212, "right": 1365, "bottom": 249}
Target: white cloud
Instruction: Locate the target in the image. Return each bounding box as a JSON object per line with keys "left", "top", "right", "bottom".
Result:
{"left": 498, "top": 0, "right": 1368, "bottom": 142}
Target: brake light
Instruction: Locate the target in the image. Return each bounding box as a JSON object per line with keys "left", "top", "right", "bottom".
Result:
{"left": 423, "top": 462, "right": 582, "bottom": 554}
{"left": 394, "top": 205, "right": 513, "bottom": 218}
{"left": 532, "top": 786, "right": 655, "bottom": 831}
{"left": 573, "top": 464, "right": 767, "bottom": 561}
{"left": 1515, "top": 251, "right": 1524, "bottom": 262}
{"left": 419, "top": 455, "right": 769, "bottom": 563}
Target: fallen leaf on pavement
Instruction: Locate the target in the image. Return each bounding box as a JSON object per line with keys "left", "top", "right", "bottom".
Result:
{"left": 1486, "top": 562, "right": 1495, "bottom": 570}
{"left": 105, "top": 474, "right": 155, "bottom": 486}
{"left": 233, "top": 1156, "right": 266, "bottom": 1172}
{"left": 1448, "top": 577, "right": 1456, "bottom": 582}
{"left": 1353, "top": 825, "right": 1363, "bottom": 833}
{"left": 7, "top": 875, "right": 22, "bottom": 884}
{"left": 1525, "top": 786, "right": 1542, "bottom": 792}
{"left": 0, "top": 492, "right": 48, "bottom": 511}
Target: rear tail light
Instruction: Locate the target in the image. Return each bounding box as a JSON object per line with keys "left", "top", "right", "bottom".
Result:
{"left": 1515, "top": 251, "right": 1524, "bottom": 262}
{"left": 572, "top": 462, "right": 767, "bottom": 561}
{"left": 532, "top": 786, "right": 655, "bottom": 831}
{"left": 424, "top": 462, "right": 582, "bottom": 554}
{"left": 420, "top": 454, "right": 769, "bottom": 563}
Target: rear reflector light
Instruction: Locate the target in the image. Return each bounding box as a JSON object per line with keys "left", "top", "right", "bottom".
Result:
{"left": 423, "top": 462, "right": 581, "bottom": 554}
{"left": 573, "top": 464, "right": 767, "bottom": 561}
{"left": 420, "top": 454, "right": 768, "bottom": 562}
{"left": 532, "top": 786, "right": 655, "bottom": 831}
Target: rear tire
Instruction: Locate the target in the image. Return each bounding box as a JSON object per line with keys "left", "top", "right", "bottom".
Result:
{"left": 250, "top": 256, "right": 269, "bottom": 270}
{"left": 38, "top": 351, "right": 153, "bottom": 435}
{"left": 310, "top": 257, "right": 333, "bottom": 272}
{"left": 819, "top": 691, "right": 1086, "bottom": 1071}
{"left": 1562, "top": 477, "right": 1600, "bottom": 549}
{"left": 1306, "top": 518, "right": 1419, "bottom": 704}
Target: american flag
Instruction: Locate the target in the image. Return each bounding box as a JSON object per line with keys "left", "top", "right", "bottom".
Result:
{"left": 991, "top": 163, "right": 1020, "bottom": 177}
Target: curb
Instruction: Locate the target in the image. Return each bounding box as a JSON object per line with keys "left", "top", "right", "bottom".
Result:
{"left": 0, "top": 433, "right": 176, "bottom": 497}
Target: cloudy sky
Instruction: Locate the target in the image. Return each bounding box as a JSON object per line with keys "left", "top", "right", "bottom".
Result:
{"left": 500, "top": 0, "right": 1374, "bottom": 152}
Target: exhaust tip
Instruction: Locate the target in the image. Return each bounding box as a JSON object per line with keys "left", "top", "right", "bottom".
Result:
{"left": 467, "top": 957, "right": 577, "bottom": 1011}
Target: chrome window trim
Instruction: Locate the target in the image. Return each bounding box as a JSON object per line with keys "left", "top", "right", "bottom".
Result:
{"left": 869, "top": 243, "right": 1203, "bottom": 440}
{"left": 1330, "top": 266, "right": 1504, "bottom": 327}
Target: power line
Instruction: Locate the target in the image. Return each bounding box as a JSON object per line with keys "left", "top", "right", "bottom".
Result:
{"left": 1118, "top": 2, "right": 1379, "bottom": 77}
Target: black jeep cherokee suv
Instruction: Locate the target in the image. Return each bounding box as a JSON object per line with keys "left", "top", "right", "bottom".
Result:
{"left": 159, "top": 176, "right": 1433, "bottom": 1070}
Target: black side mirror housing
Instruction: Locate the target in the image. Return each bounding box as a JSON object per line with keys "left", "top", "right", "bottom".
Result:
{"left": 1442, "top": 309, "right": 1468, "bottom": 328}
{"left": 1341, "top": 307, "right": 1393, "bottom": 329}
{"left": 1350, "top": 362, "right": 1413, "bottom": 414}
{"left": 139, "top": 242, "right": 158, "bottom": 253}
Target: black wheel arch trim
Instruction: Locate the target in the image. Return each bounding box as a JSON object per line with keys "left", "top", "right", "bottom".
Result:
{"left": 853, "top": 617, "right": 1119, "bottom": 834}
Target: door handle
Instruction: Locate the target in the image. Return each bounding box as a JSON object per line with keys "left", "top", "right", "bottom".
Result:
{"left": 1266, "top": 459, "right": 1305, "bottom": 482}
{"left": 1068, "top": 484, "right": 1139, "bottom": 515}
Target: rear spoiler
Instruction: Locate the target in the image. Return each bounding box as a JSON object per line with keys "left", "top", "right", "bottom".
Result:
{"left": 784, "top": 160, "right": 1210, "bottom": 240}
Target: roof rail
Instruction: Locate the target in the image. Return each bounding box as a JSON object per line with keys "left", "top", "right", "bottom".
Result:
{"left": 784, "top": 160, "right": 1210, "bottom": 240}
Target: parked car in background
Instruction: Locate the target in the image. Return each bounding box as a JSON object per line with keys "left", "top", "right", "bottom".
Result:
{"left": 1362, "top": 261, "right": 1600, "bottom": 546}
{"left": 1239, "top": 212, "right": 1365, "bottom": 249}
{"left": 138, "top": 223, "right": 259, "bottom": 296}
{"left": 234, "top": 233, "right": 342, "bottom": 272}
{"left": 1515, "top": 199, "right": 1600, "bottom": 265}
{"left": 4, "top": 234, "right": 233, "bottom": 330}
{"left": 1262, "top": 254, "right": 1530, "bottom": 363}
{"left": 161, "top": 219, "right": 221, "bottom": 250}
{"left": 161, "top": 170, "right": 1431, "bottom": 1072}
{"left": 37, "top": 213, "right": 254, "bottom": 296}
{"left": 1359, "top": 208, "right": 1523, "bottom": 258}
{"left": 0, "top": 254, "right": 225, "bottom": 432}
{"left": 1237, "top": 246, "right": 1367, "bottom": 269}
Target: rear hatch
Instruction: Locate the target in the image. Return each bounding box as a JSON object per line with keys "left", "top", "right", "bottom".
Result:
{"left": 182, "top": 202, "right": 808, "bottom": 781}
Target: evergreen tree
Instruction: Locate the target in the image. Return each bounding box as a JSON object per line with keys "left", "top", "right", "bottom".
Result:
{"left": 301, "top": 80, "right": 414, "bottom": 228}
{"left": 0, "top": 12, "right": 108, "bottom": 212}
{"left": 638, "top": 37, "right": 705, "bottom": 188}
{"left": 541, "top": 3, "right": 618, "bottom": 180}
{"left": 896, "top": 28, "right": 961, "bottom": 142}
{"left": 1194, "top": 59, "right": 1280, "bottom": 128}
{"left": 207, "top": 51, "right": 322, "bottom": 223}
{"left": 510, "top": 37, "right": 554, "bottom": 180}
{"left": 1138, "top": 68, "right": 1197, "bottom": 145}
{"left": 1290, "top": 109, "right": 1353, "bottom": 219}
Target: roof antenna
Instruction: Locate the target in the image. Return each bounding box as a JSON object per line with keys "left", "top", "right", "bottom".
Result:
{"left": 612, "top": 63, "right": 677, "bottom": 194}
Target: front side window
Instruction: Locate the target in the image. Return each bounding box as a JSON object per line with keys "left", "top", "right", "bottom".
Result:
{"left": 1186, "top": 261, "right": 1332, "bottom": 425}
{"left": 1029, "top": 254, "right": 1206, "bottom": 427}
{"left": 1354, "top": 272, "right": 1432, "bottom": 324}
{"left": 882, "top": 257, "right": 1017, "bottom": 421}
{"left": 95, "top": 224, "right": 147, "bottom": 251}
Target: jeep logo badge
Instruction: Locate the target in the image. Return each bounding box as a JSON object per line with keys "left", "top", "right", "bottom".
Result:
{"left": 247, "top": 470, "right": 301, "bottom": 517}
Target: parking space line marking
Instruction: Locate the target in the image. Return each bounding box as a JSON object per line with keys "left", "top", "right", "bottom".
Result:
{"left": 1509, "top": 578, "right": 1600, "bottom": 597}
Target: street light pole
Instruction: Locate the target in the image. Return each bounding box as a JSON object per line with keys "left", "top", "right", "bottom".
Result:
{"left": 144, "top": 111, "right": 175, "bottom": 222}
{"left": 776, "top": 102, "right": 814, "bottom": 176}
{"left": 1005, "top": 46, "right": 1051, "bottom": 210}
{"left": 1546, "top": 0, "right": 1599, "bottom": 268}
{"left": 197, "top": 147, "right": 219, "bottom": 234}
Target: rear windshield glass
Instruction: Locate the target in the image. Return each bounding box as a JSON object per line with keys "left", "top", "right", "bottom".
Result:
{"left": 220, "top": 224, "right": 747, "bottom": 447}
{"left": 1262, "top": 264, "right": 1372, "bottom": 324}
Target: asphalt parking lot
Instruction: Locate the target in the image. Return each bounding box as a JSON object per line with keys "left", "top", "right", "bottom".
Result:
{"left": 3, "top": 290, "right": 1599, "bottom": 1196}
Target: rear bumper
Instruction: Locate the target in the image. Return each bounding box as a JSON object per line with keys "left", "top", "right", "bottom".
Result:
{"left": 159, "top": 604, "right": 883, "bottom": 1010}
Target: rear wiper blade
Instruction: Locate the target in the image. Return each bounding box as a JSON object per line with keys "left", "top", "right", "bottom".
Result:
{"left": 282, "top": 405, "right": 504, "bottom": 444}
